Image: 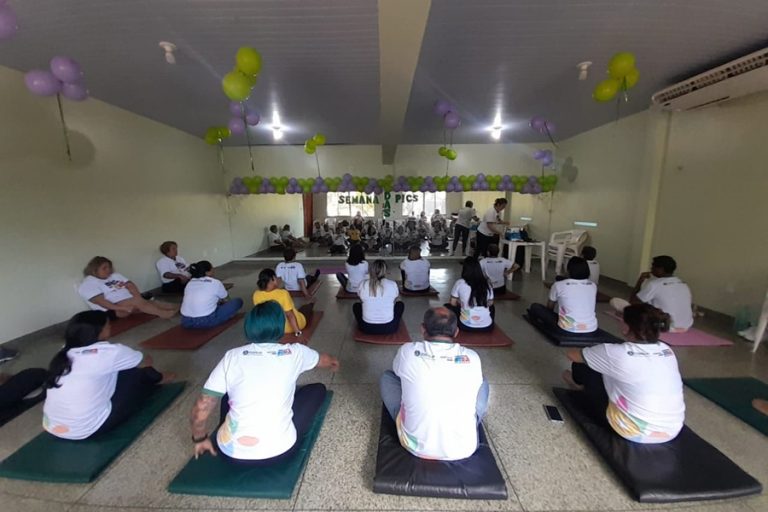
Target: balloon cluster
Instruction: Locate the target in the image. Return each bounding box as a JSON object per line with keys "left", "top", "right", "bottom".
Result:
{"left": 221, "top": 47, "right": 262, "bottom": 102}
{"left": 533, "top": 149, "right": 555, "bottom": 167}
{"left": 0, "top": 1, "right": 18, "bottom": 41}
{"left": 434, "top": 100, "right": 460, "bottom": 161}
{"left": 227, "top": 101, "right": 260, "bottom": 136}
{"left": 304, "top": 133, "right": 326, "bottom": 154}
{"left": 204, "top": 126, "right": 231, "bottom": 145}
{"left": 593, "top": 52, "right": 640, "bottom": 102}
{"left": 529, "top": 116, "right": 555, "bottom": 136}
{"left": 511, "top": 175, "right": 558, "bottom": 194}
{"left": 24, "top": 56, "right": 89, "bottom": 101}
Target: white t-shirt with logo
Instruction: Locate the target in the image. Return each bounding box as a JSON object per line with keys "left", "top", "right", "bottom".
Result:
{"left": 480, "top": 257, "right": 513, "bottom": 288}
{"left": 78, "top": 273, "right": 133, "bottom": 311}
{"left": 393, "top": 340, "right": 483, "bottom": 460}
{"left": 456, "top": 207, "right": 476, "bottom": 228}
{"left": 268, "top": 231, "right": 282, "bottom": 246}
{"left": 344, "top": 261, "right": 369, "bottom": 292}
{"left": 478, "top": 207, "right": 501, "bottom": 236}
{"left": 549, "top": 279, "right": 598, "bottom": 333}
{"left": 587, "top": 260, "right": 600, "bottom": 284}
{"left": 451, "top": 279, "right": 494, "bottom": 328}
{"left": 358, "top": 278, "right": 400, "bottom": 324}
{"left": 276, "top": 261, "right": 307, "bottom": 291}
{"left": 582, "top": 341, "right": 685, "bottom": 444}
{"left": 43, "top": 342, "right": 144, "bottom": 440}
{"left": 181, "top": 277, "right": 228, "bottom": 318}
{"left": 400, "top": 259, "right": 431, "bottom": 291}
{"left": 203, "top": 342, "right": 319, "bottom": 460}
{"left": 156, "top": 255, "right": 190, "bottom": 284}
{"left": 636, "top": 276, "right": 693, "bottom": 330}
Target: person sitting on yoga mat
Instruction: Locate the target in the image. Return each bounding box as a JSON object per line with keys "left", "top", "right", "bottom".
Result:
{"left": 353, "top": 260, "right": 404, "bottom": 335}
{"left": 562, "top": 303, "right": 685, "bottom": 444}
{"left": 78, "top": 256, "right": 178, "bottom": 320}
{"left": 267, "top": 224, "right": 285, "bottom": 251}
{"left": 276, "top": 248, "right": 321, "bottom": 300}
{"left": 189, "top": 301, "right": 340, "bottom": 464}
{"left": 528, "top": 257, "right": 597, "bottom": 335}
{"left": 380, "top": 306, "right": 488, "bottom": 460}
{"left": 155, "top": 241, "right": 191, "bottom": 294}
{"left": 610, "top": 255, "right": 693, "bottom": 332}
{"left": 582, "top": 245, "right": 600, "bottom": 285}
{"left": 281, "top": 224, "right": 307, "bottom": 250}
{"left": 480, "top": 244, "right": 520, "bottom": 297}
{"left": 43, "top": 311, "right": 174, "bottom": 440}
{"left": 180, "top": 261, "right": 243, "bottom": 329}
{"left": 445, "top": 257, "right": 495, "bottom": 332}
{"left": 253, "top": 269, "right": 313, "bottom": 338}
{"left": 336, "top": 244, "right": 369, "bottom": 293}
{"left": 399, "top": 245, "right": 431, "bottom": 293}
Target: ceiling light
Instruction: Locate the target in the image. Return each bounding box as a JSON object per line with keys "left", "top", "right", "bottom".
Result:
{"left": 158, "top": 41, "right": 177, "bottom": 64}
{"left": 490, "top": 112, "right": 503, "bottom": 141}
{"left": 271, "top": 111, "right": 283, "bottom": 141}
{"left": 491, "top": 128, "right": 501, "bottom": 140}
{"left": 577, "top": 61, "right": 593, "bottom": 81}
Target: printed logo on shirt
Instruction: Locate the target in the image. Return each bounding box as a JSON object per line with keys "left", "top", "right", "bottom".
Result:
{"left": 413, "top": 350, "right": 436, "bottom": 360}
{"left": 175, "top": 262, "right": 187, "bottom": 270}
{"left": 105, "top": 279, "right": 127, "bottom": 289}
{"left": 453, "top": 355, "right": 470, "bottom": 364}
{"left": 242, "top": 349, "right": 264, "bottom": 356}
{"left": 81, "top": 348, "right": 99, "bottom": 355}
{"left": 271, "top": 348, "right": 292, "bottom": 357}
{"left": 626, "top": 348, "right": 674, "bottom": 357}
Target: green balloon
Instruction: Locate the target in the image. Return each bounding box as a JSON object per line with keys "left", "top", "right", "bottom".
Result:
{"left": 222, "top": 71, "right": 252, "bottom": 102}
{"left": 236, "top": 47, "right": 262, "bottom": 77}
{"left": 438, "top": 146, "right": 448, "bottom": 157}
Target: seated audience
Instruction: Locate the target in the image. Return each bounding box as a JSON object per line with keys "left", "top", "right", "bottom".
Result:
{"left": 528, "top": 257, "right": 597, "bottom": 334}
{"left": 399, "top": 246, "right": 431, "bottom": 293}
{"left": 329, "top": 226, "right": 347, "bottom": 254}
{"left": 336, "top": 244, "right": 369, "bottom": 293}
{"left": 446, "top": 257, "right": 495, "bottom": 332}
{"left": 479, "top": 244, "right": 519, "bottom": 296}
{"left": 43, "top": 311, "right": 174, "bottom": 440}
{"left": 310, "top": 221, "right": 325, "bottom": 244}
{"left": 430, "top": 209, "right": 445, "bottom": 225}
{"left": 380, "top": 307, "right": 487, "bottom": 460}
{"left": 353, "top": 260, "right": 404, "bottom": 334}
{"left": 276, "top": 248, "right": 321, "bottom": 300}
{"left": 563, "top": 303, "right": 685, "bottom": 444}
{"left": 582, "top": 245, "right": 600, "bottom": 284}
{"left": 610, "top": 255, "right": 693, "bottom": 332}
{"left": 267, "top": 225, "right": 285, "bottom": 251}
{"left": 189, "top": 301, "right": 339, "bottom": 464}
{"left": 281, "top": 224, "right": 307, "bottom": 250}
{"left": 253, "top": 269, "right": 313, "bottom": 337}
{"left": 429, "top": 221, "right": 448, "bottom": 251}
{"left": 346, "top": 223, "right": 362, "bottom": 246}
{"left": 180, "top": 261, "right": 243, "bottom": 329}
{"left": 78, "top": 256, "right": 178, "bottom": 320}
{"left": 393, "top": 225, "right": 408, "bottom": 252}
{"left": 156, "top": 241, "right": 191, "bottom": 293}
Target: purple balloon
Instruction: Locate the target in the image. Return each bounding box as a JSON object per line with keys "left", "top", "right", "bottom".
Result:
{"left": 480, "top": 182, "right": 489, "bottom": 190}
{"left": 502, "top": 175, "right": 511, "bottom": 182}
{"left": 477, "top": 173, "right": 485, "bottom": 181}
{"left": 433, "top": 99, "right": 452, "bottom": 116}
{"left": 289, "top": 177, "right": 297, "bottom": 185}
{"left": 544, "top": 121, "right": 556, "bottom": 134}
{"left": 24, "top": 70, "right": 62, "bottom": 97}
{"left": 444, "top": 111, "right": 461, "bottom": 130}
{"left": 343, "top": 173, "right": 352, "bottom": 181}
{"left": 496, "top": 182, "right": 505, "bottom": 191}
{"left": 321, "top": 184, "right": 329, "bottom": 193}
{"left": 529, "top": 116, "right": 547, "bottom": 133}
{"left": 472, "top": 183, "right": 480, "bottom": 191}
{"left": 228, "top": 117, "right": 245, "bottom": 135}
{"left": 542, "top": 155, "right": 554, "bottom": 167}
{"left": 532, "top": 184, "right": 542, "bottom": 194}
{"left": 533, "top": 149, "right": 546, "bottom": 160}
{"left": 429, "top": 184, "right": 437, "bottom": 192}
{"left": 455, "top": 183, "right": 464, "bottom": 192}
{"left": 374, "top": 186, "right": 382, "bottom": 194}
{"left": 446, "top": 183, "right": 455, "bottom": 192}
{"left": 245, "top": 113, "right": 260, "bottom": 126}
{"left": 61, "top": 82, "right": 88, "bottom": 101}
{"left": 268, "top": 184, "right": 276, "bottom": 193}
{"left": 50, "top": 56, "right": 83, "bottom": 84}
{"left": 451, "top": 175, "right": 459, "bottom": 182}
{"left": 0, "top": 5, "right": 18, "bottom": 41}
{"left": 229, "top": 101, "right": 244, "bottom": 116}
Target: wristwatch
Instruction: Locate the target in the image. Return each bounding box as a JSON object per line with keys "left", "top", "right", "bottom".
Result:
{"left": 294, "top": 330, "right": 303, "bottom": 337}
{"left": 192, "top": 433, "right": 208, "bottom": 443}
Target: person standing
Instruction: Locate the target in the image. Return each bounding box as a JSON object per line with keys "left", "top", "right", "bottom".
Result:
{"left": 452, "top": 201, "right": 478, "bottom": 256}
{"left": 476, "top": 198, "right": 509, "bottom": 258}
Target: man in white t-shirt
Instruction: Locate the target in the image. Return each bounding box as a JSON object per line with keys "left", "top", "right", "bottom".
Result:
{"left": 610, "top": 255, "right": 693, "bottom": 332}
{"left": 399, "top": 246, "right": 431, "bottom": 292}
{"left": 477, "top": 198, "right": 509, "bottom": 257}
{"left": 581, "top": 246, "right": 600, "bottom": 285}
{"left": 267, "top": 225, "right": 285, "bottom": 251}
{"left": 380, "top": 307, "right": 488, "bottom": 461}
{"left": 452, "top": 201, "right": 478, "bottom": 255}
{"left": 276, "top": 248, "right": 321, "bottom": 299}
{"left": 480, "top": 244, "right": 520, "bottom": 296}
{"left": 156, "top": 241, "right": 191, "bottom": 293}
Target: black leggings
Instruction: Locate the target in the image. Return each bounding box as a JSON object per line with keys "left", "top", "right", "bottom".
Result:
{"left": 92, "top": 367, "right": 163, "bottom": 437}
{"left": 305, "top": 269, "right": 321, "bottom": 288}
{"left": 444, "top": 303, "right": 495, "bottom": 332}
{"left": 218, "top": 383, "right": 327, "bottom": 466}
{"left": 353, "top": 301, "right": 405, "bottom": 334}
{"left": 527, "top": 303, "right": 597, "bottom": 338}
{"left": 161, "top": 279, "right": 186, "bottom": 294}
{"left": 476, "top": 232, "right": 499, "bottom": 258}
{"left": 453, "top": 225, "right": 469, "bottom": 251}
{"left": 400, "top": 270, "right": 431, "bottom": 294}
{"left": 571, "top": 362, "right": 609, "bottom": 422}
{"left": 493, "top": 285, "right": 508, "bottom": 297}
{"left": 0, "top": 368, "right": 46, "bottom": 410}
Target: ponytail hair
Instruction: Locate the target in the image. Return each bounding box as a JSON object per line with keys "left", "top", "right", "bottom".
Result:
{"left": 623, "top": 303, "right": 671, "bottom": 343}
{"left": 46, "top": 311, "right": 109, "bottom": 388}
{"left": 368, "top": 259, "right": 387, "bottom": 297}
{"left": 257, "top": 268, "right": 277, "bottom": 290}
{"left": 188, "top": 260, "right": 212, "bottom": 279}
{"left": 461, "top": 257, "right": 490, "bottom": 308}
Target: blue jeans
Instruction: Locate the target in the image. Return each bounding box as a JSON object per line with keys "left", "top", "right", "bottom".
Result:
{"left": 380, "top": 370, "right": 489, "bottom": 423}
{"left": 181, "top": 298, "right": 243, "bottom": 329}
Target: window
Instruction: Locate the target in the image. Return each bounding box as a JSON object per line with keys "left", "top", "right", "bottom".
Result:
{"left": 326, "top": 192, "right": 376, "bottom": 218}
{"left": 400, "top": 192, "right": 447, "bottom": 218}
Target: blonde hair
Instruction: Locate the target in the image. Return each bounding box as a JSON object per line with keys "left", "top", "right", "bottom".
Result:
{"left": 367, "top": 259, "right": 388, "bottom": 297}
{"left": 83, "top": 256, "right": 112, "bottom": 277}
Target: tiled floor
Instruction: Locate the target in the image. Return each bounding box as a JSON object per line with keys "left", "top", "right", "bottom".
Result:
{"left": 1, "top": 260, "right": 766, "bottom": 512}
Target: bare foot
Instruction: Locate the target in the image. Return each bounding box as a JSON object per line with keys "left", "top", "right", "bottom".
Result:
{"left": 562, "top": 370, "right": 584, "bottom": 391}
{"left": 159, "top": 372, "right": 177, "bottom": 385}
{"left": 753, "top": 399, "right": 768, "bottom": 416}
{"left": 158, "top": 307, "right": 178, "bottom": 320}
{"left": 157, "top": 301, "right": 179, "bottom": 311}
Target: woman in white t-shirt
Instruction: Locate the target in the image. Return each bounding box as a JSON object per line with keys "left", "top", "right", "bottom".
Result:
{"left": 446, "top": 257, "right": 495, "bottom": 332}
{"left": 77, "top": 256, "right": 178, "bottom": 320}
{"left": 43, "top": 311, "right": 174, "bottom": 440}
{"left": 156, "top": 241, "right": 191, "bottom": 294}
{"left": 399, "top": 246, "right": 431, "bottom": 293}
{"left": 180, "top": 261, "right": 243, "bottom": 329}
{"left": 527, "top": 257, "right": 598, "bottom": 335}
{"left": 563, "top": 304, "right": 685, "bottom": 444}
{"left": 354, "top": 260, "right": 404, "bottom": 334}
{"left": 189, "top": 301, "right": 340, "bottom": 464}
{"left": 336, "top": 244, "right": 369, "bottom": 293}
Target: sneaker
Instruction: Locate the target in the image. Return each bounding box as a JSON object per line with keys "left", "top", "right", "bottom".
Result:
{"left": 141, "top": 291, "right": 154, "bottom": 301}
{"left": 0, "top": 347, "right": 19, "bottom": 364}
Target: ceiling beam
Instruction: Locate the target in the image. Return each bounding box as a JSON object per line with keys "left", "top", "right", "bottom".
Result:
{"left": 378, "top": 0, "right": 431, "bottom": 165}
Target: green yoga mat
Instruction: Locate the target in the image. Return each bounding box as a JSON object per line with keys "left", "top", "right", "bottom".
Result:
{"left": 685, "top": 377, "right": 768, "bottom": 436}
{"left": 168, "top": 391, "right": 333, "bottom": 499}
{"left": 0, "top": 382, "right": 186, "bottom": 483}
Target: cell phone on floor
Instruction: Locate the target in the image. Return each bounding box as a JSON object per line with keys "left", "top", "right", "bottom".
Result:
{"left": 543, "top": 404, "right": 564, "bottom": 423}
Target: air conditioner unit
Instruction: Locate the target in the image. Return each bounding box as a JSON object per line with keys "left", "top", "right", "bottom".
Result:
{"left": 651, "top": 48, "right": 768, "bottom": 111}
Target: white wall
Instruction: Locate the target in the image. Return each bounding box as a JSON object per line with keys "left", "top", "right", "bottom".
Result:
{"left": 0, "top": 66, "right": 232, "bottom": 340}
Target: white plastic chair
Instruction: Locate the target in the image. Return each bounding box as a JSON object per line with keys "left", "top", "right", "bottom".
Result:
{"left": 547, "top": 230, "right": 589, "bottom": 275}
